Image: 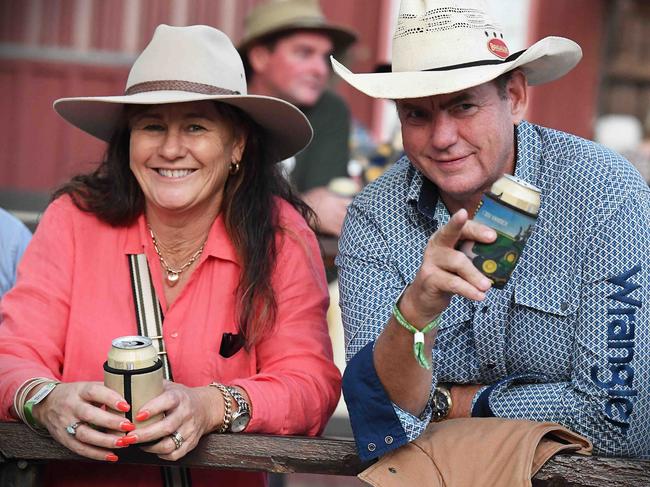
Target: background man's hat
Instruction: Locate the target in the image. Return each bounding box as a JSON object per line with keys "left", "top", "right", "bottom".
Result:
{"left": 238, "top": 0, "right": 357, "bottom": 55}
{"left": 331, "top": 0, "right": 582, "bottom": 99}
{"left": 54, "top": 24, "right": 312, "bottom": 162}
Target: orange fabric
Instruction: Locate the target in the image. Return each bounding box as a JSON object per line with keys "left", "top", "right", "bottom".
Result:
{"left": 358, "top": 418, "right": 592, "bottom": 487}
{"left": 0, "top": 195, "right": 340, "bottom": 487}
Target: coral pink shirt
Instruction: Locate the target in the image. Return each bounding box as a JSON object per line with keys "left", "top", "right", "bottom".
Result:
{"left": 0, "top": 196, "right": 340, "bottom": 487}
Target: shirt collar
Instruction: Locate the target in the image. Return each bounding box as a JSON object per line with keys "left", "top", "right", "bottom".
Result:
{"left": 123, "top": 212, "right": 240, "bottom": 265}
{"left": 512, "top": 120, "right": 542, "bottom": 187}
{"left": 404, "top": 163, "right": 438, "bottom": 215}
{"left": 408, "top": 120, "right": 542, "bottom": 223}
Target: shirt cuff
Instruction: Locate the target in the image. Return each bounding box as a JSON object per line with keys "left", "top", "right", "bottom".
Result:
{"left": 342, "top": 341, "right": 408, "bottom": 461}
{"left": 471, "top": 373, "right": 548, "bottom": 417}
{"left": 470, "top": 384, "right": 492, "bottom": 417}
{"left": 393, "top": 397, "right": 432, "bottom": 443}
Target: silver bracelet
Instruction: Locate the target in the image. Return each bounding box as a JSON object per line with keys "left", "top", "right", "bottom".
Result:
{"left": 13, "top": 377, "right": 58, "bottom": 436}
{"left": 13, "top": 378, "right": 50, "bottom": 422}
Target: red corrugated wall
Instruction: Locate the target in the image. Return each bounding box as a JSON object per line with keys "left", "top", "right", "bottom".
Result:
{"left": 0, "top": 0, "right": 384, "bottom": 192}
{"left": 0, "top": 60, "right": 128, "bottom": 189}
{"left": 525, "top": 0, "right": 607, "bottom": 139}
{"left": 3, "top": 0, "right": 605, "bottom": 191}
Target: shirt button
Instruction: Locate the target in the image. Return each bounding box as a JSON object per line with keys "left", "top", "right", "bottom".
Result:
{"left": 384, "top": 435, "right": 393, "bottom": 445}
{"left": 170, "top": 332, "right": 178, "bottom": 338}
{"left": 367, "top": 443, "right": 376, "bottom": 452}
{"left": 481, "top": 306, "right": 489, "bottom": 314}
{"left": 560, "top": 302, "right": 569, "bottom": 312}
{"left": 486, "top": 361, "right": 496, "bottom": 369}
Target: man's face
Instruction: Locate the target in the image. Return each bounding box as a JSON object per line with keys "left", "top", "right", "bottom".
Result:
{"left": 252, "top": 31, "right": 334, "bottom": 106}
{"left": 396, "top": 73, "right": 528, "bottom": 211}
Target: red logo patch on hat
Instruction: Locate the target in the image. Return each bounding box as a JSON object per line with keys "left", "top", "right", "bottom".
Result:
{"left": 488, "top": 38, "right": 509, "bottom": 59}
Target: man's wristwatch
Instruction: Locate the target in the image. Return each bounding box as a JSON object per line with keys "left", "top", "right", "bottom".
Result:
{"left": 430, "top": 384, "right": 452, "bottom": 422}
{"left": 226, "top": 386, "right": 251, "bottom": 433}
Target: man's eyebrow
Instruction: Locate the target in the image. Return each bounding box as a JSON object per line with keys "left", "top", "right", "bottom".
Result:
{"left": 396, "top": 92, "right": 477, "bottom": 112}
{"left": 439, "top": 92, "right": 474, "bottom": 110}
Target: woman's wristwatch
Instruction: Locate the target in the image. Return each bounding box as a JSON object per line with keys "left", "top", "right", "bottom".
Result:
{"left": 226, "top": 386, "right": 251, "bottom": 433}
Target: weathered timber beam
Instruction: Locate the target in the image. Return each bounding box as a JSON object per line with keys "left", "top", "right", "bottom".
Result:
{"left": 533, "top": 454, "right": 650, "bottom": 487}
{"left": 2, "top": 422, "right": 649, "bottom": 485}
{"left": 0, "top": 422, "right": 369, "bottom": 475}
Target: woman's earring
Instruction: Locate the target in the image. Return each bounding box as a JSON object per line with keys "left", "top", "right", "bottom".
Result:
{"left": 229, "top": 160, "right": 240, "bottom": 175}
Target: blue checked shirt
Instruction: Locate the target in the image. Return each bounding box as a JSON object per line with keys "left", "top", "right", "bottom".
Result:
{"left": 0, "top": 208, "right": 31, "bottom": 299}
{"left": 337, "top": 121, "right": 650, "bottom": 461}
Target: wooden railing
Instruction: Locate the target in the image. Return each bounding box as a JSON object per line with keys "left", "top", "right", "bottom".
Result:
{"left": 1, "top": 422, "right": 649, "bottom": 486}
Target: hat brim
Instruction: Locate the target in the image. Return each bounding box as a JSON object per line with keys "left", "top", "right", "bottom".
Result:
{"left": 53, "top": 91, "right": 313, "bottom": 162}
{"left": 331, "top": 36, "right": 582, "bottom": 99}
{"left": 239, "top": 22, "right": 357, "bottom": 56}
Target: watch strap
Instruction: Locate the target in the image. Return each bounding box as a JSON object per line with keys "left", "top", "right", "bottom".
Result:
{"left": 226, "top": 386, "right": 250, "bottom": 415}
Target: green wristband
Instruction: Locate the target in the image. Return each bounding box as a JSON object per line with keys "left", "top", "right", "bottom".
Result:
{"left": 24, "top": 381, "right": 59, "bottom": 428}
{"left": 392, "top": 303, "right": 440, "bottom": 370}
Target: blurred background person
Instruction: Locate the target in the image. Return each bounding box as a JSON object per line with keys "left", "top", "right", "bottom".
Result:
{"left": 595, "top": 114, "right": 650, "bottom": 184}
{"left": 0, "top": 207, "right": 31, "bottom": 299}
{"left": 239, "top": 0, "right": 358, "bottom": 237}
{"left": 0, "top": 24, "right": 340, "bottom": 487}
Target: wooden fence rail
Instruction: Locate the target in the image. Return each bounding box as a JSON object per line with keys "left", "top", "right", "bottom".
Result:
{"left": 1, "top": 422, "right": 649, "bottom": 486}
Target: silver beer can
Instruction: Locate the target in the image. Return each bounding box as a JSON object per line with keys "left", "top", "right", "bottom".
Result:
{"left": 460, "top": 174, "right": 541, "bottom": 289}
{"left": 104, "top": 336, "right": 163, "bottom": 426}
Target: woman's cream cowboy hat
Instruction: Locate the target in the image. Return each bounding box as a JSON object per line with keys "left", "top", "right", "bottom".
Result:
{"left": 331, "top": 0, "right": 583, "bottom": 99}
{"left": 54, "top": 24, "right": 312, "bottom": 161}
{"left": 238, "top": 0, "right": 356, "bottom": 55}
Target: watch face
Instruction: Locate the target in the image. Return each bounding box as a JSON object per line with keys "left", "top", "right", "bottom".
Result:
{"left": 431, "top": 387, "right": 451, "bottom": 421}
{"left": 230, "top": 413, "right": 250, "bottom": 433}
{"left": 433, "top": 389, "right": 449, "bottom": 410}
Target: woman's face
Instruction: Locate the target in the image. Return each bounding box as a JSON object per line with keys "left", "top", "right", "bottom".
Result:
{"left": 129, "top": 101, "right": 245, "bottom": 217}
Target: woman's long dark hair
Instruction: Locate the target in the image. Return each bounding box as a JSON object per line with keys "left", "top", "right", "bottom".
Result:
{"left": 54, "top": 102, "right": 314, "bottom": 348}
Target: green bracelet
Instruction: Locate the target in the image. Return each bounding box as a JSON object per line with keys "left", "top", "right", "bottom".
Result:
{"left": 24, "top": 381, "right": 59, "bottom": 428}
{"left": 392, "top": 303, "right": 440, "bottom": 370}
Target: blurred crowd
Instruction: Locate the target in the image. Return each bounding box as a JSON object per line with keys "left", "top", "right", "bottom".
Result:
{"left": 595, "top": 114, "right": 650, "bottom": 183}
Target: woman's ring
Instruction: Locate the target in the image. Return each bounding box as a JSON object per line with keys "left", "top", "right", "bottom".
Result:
{"left": 171, "top": 431, "right": 184, "bottom": 450}
{"left": 66, "top": 421, "right": 83, "bottom": 436}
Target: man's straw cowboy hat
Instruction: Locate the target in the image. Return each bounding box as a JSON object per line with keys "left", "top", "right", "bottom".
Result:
{"left": 54, "top": 24, "right": 312, "bottom": 161}
{"left": 331, "top": 0, "right": 582, "bottom": 99}
{"left": 238, "top": 0, "right": 356, "bottom": 55}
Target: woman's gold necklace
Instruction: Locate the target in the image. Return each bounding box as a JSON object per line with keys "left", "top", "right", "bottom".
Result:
{"left": 148, "top": 227, "right": 206, "bottom": 286}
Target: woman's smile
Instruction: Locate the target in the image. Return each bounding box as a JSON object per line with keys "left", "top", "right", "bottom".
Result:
{"left": 154, "top": 168, "right": 198, "bottom": 179}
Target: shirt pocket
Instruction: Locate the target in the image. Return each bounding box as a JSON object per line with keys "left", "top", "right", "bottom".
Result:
{"left": 214, "top": 344, "right": 254, "bottom": 383}
{"left": 510, "top": 271, "right": 579, "bottom": 376}
{"left": 513, "top": 270, "right": 579, "bottom": 316}
{"left": 206, "top": 329, "right": 255, "bottom": 381}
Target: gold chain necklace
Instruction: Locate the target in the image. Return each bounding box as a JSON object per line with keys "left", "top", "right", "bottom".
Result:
{"left": 148, "top": 227, "right": 206, "bottom": 286}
